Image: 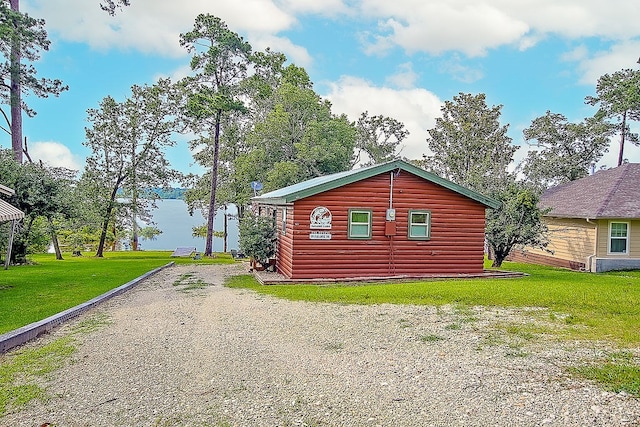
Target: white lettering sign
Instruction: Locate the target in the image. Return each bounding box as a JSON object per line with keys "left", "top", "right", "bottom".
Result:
{"left": 310, "top": 206, "right": 332, "bottom": 229}
{"left": 310, "top": 231, "right": 332, "bottom": 240}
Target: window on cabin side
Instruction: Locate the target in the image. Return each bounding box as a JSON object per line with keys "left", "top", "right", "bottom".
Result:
{"left": 408, "top": 210, "right": 431, "bottom": 240}
{"left": 348, "top": 209, "right": 372, "bottom": 239}
{"left": 609, "top": 222, "right": 629, "bottom": 254}
{"left": 281, "top": 207, "right": 287, "bottom": 235}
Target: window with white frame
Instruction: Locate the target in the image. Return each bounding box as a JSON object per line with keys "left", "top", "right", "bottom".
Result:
{"left": 281, "top": 207, "right": 287, "bottom": 234}
{"left": 348, "top": 209, "right": 372, "bottom": 239}
{"left": 609, "top": 222, "right": 629, "bottom": 254}
{"left": 408, "top": 210, "right": 431, "bottom": 239}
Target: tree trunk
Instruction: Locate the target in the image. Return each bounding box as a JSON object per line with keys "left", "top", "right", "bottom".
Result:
{"left": 131, "top": 187, "right": 139, "bottom": 251}
{"left": 10, "top": 0, "right": 23, "bottom": 163}
{"left": 48, "top": 217, "right": 63, "bottom": 260}
{"left": 96, "top": 184, "right": 120, "bottom": 257}
{"left": 111, "top": 222, "right": 117, "bottom": 251}
{"left": 223, "top": 205, "right": 228, "bottom": 253}
{"left": 132, "top": 218, "right": 139, "bottom": 250}
{"left": 618, "top": 111, "right": 627, "bottom": 167}
{"left": 491, "top": 249, "right": 507, "bottom": 268}
{"left": 204, "top": 109, "right": 222, "bottom": 257}
{"left": 96, "top": 210, "right": 112, "bottom": 257}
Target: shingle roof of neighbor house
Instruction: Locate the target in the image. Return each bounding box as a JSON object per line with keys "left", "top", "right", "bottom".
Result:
{"left": 252, "top": 159, "right": 501, "bottom": 209}
{"left": 540, "top": 163, "right": 640, "bottom": 219}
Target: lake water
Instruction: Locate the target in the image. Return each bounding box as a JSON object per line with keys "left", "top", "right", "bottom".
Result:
{"left": 138, "top": 199, "right": 239, "bottom": 253}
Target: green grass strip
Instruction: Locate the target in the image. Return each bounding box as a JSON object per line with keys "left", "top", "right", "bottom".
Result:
{"left": 0, "top": 336, "right": 76, "bottom": 416}
{"left": 225, "top": 262, "right": 640, "bottom": 345}
{"left": 0, "top": 251, "right": 234, "bottom": 334}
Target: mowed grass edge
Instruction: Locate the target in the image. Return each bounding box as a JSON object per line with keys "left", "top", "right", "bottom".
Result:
{"left": 226, "top": 261, "right": 640, "bottom": 344}
{"left": 0, "top": 251, "right": 234, "bottom": 335}
{"left": 225, "top": 261, "right": 640, "bottom": 396}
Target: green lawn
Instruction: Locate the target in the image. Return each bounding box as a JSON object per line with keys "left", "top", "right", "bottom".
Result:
{"left": 0, "top": 251, "right": 234, "bottom": 334}
{"left": 2, "top": 254, "right": 640, "bottom": 401}
{"left": 226, "top": 261, "right": 640, "bottom": 345}
{"left": 225, "top": 261, "right": 640, "bottom": 397}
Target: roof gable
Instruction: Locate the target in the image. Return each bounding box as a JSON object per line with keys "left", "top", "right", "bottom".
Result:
{"left": 252, "top": 159, "right": 500, "bottom": 209}
{"left": 540, "top": 163, "right": 640, "bottom": 219}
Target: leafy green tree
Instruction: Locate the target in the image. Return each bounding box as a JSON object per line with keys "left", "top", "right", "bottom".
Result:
{"left": 419, "top": 93, "right": 549, "bottom": 267}
{"left": 353, "top": 111, "right": 409, "bottom": 166}
{"left": 520, "top": 111, "right": 614, "bottom": 191}
{"left": 238, "top": 211, "right": 276, "bottom": 267}
{"left": 421, "top": 93, "right": 517, "bottom": 194}
{"left": 0, "top": 149, "right": 76, "bottom": 261}
{"left": 100, "top": 0, "right": 130, "bottom": 15}
{"left": 0, "top": 1, "right": 67, "bottom": 163}
{"left": 83, "top": 79, "right": 179, "bottom": 257}
{"left": 60, "top": 175, "right": 110, "bottom": 255}
{"left": 235, "top": 65, "right": 357, "bottom": 195}
{"left": 180, "top": 14, "right": 251, "bottom": 256}
{"left": 585, "top": 69, "right": 640, "bottom": 166}
{"left": 485, "top": 183, "right": 549, "bottom": 267}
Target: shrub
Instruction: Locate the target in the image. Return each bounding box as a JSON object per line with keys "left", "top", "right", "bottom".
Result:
{"left": 238, "top": 212, "right": 276, "bottom": 266}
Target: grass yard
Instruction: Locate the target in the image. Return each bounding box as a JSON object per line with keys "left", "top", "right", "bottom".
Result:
{"left": 226, "top": 261, "right": 640, "bottom": 345}
{"left": 226, "top": 261, "right": 640, "bottom": 397}
{"left": 0, "top": 251, "right": 234, "bottom": 335}
{"left": 2, "top": 254, "right": 639, "bottom": 401}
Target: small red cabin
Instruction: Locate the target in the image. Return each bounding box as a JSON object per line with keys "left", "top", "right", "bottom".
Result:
{"left": 252, "top": 160, "right": 500, "bottom": 280}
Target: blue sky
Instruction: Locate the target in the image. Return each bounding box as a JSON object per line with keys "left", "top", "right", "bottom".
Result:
{"left": 11, "top": 0, "right": 640, "bottom": 174}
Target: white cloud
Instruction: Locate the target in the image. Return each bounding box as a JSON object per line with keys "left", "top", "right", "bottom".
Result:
{"left": 24, "top": 0, "right": 640, "bottom": 72}
{"left": 385, "top": 62, "right": 419, "bottom": 89}
{"left": 153, "top": 64, "right": 193, "bottom": 84}
{"left": 561, "top": 45, "right": 589, "bottom": 63}
{"left": 24, "top": 0, "right": 299, "bottom": 58}
{"left": 323, "top": 76, "right": 442, "bottom": 160}
{"left": 358, "top": 1, "right": 530, "bottom": 57}
{"left": 28, "top": 141, "right": 83, "bottom": 170}
{"left": 356, "top": 0, "right": 640, "bottom": 57}
{"left": 278, "top": 0, "right": 350, "bottom": 16}
{"left": 438, "top": 55, "right": 484, "bottom": 84}
{"left": 573, "top": 40, "right": 640, "bottom": 85}
{"left": 249, "top": 35, "right": 313, "bottom": 69}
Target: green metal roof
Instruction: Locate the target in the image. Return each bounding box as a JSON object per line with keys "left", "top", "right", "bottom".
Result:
{"left": 252, "top": 159, "right": 501, "bottom": 209}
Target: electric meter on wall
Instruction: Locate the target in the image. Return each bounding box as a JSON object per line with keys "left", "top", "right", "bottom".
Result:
{"left": 386, "top": 208, "right": 396, "bottom": 221}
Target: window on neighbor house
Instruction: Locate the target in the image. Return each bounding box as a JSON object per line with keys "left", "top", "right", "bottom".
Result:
{"left": 609, "top": 222, "right": 629, "bottom": 254}
{"left": 281, "top": 207, "right": 287, "bottom": 235}
{"left": 348, "top": 209, "right": 372, "bottom": 239}
{"left": 408, "top": 210, "right": 431, "bottom": 240}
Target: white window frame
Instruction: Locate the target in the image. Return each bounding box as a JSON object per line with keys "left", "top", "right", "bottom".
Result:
{"left": 348, "top": 209, "right": 372, "bottom": 239}
{"left": 408, "top": 210, "right": 431, "bottom": 240}
{"left": 281, "top": 207, "right": 287, "bottom": 235}
{"left": 608, "top": 221, "right": 629, "bottom": 255}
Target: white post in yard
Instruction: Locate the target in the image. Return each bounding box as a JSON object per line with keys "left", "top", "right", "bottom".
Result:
{"left": 5, "top": 219, "right": 16, "bottom": 270}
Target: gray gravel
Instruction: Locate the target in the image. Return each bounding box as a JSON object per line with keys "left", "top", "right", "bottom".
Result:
{"left": 2, "top": 263, "right": 639, "bottom": 426}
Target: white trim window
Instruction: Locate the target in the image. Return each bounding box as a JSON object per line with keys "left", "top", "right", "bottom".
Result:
{"left": 609, "top": 221, "right": 629, "bottom": 254}
{"left": 281, "top": 207, "right": 287, "bottom": 235}
{"left": 408, "top": 210, "right": 431, "bottom": 240}
{"left": 348, "top": 209, "right": 372, "bottom": 239}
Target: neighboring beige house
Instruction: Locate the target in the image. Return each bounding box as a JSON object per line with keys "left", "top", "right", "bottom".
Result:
{"left": 509, "top": 163, "right": 640, "bottom": 272}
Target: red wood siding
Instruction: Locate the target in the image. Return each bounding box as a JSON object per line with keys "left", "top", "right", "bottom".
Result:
{"left": 276, "top": 206, "right": 294, "bottom": 277}
{"left": 271, "top": 171, "right": 488, "bottom": 279}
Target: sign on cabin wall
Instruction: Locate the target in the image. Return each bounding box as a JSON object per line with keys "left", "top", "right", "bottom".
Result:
{"left": 310, "top": 206, "right": 332, "bottom": 240}
{"left": 310, "top": 231, "right": 332, "bottom": 240}
{"left": 310, "top": 206, "right": 332, "bottom": 229}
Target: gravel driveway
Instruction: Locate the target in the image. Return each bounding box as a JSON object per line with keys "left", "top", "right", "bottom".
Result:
{"left": 2, "top": 263, "right": 639, "bottom": 426}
